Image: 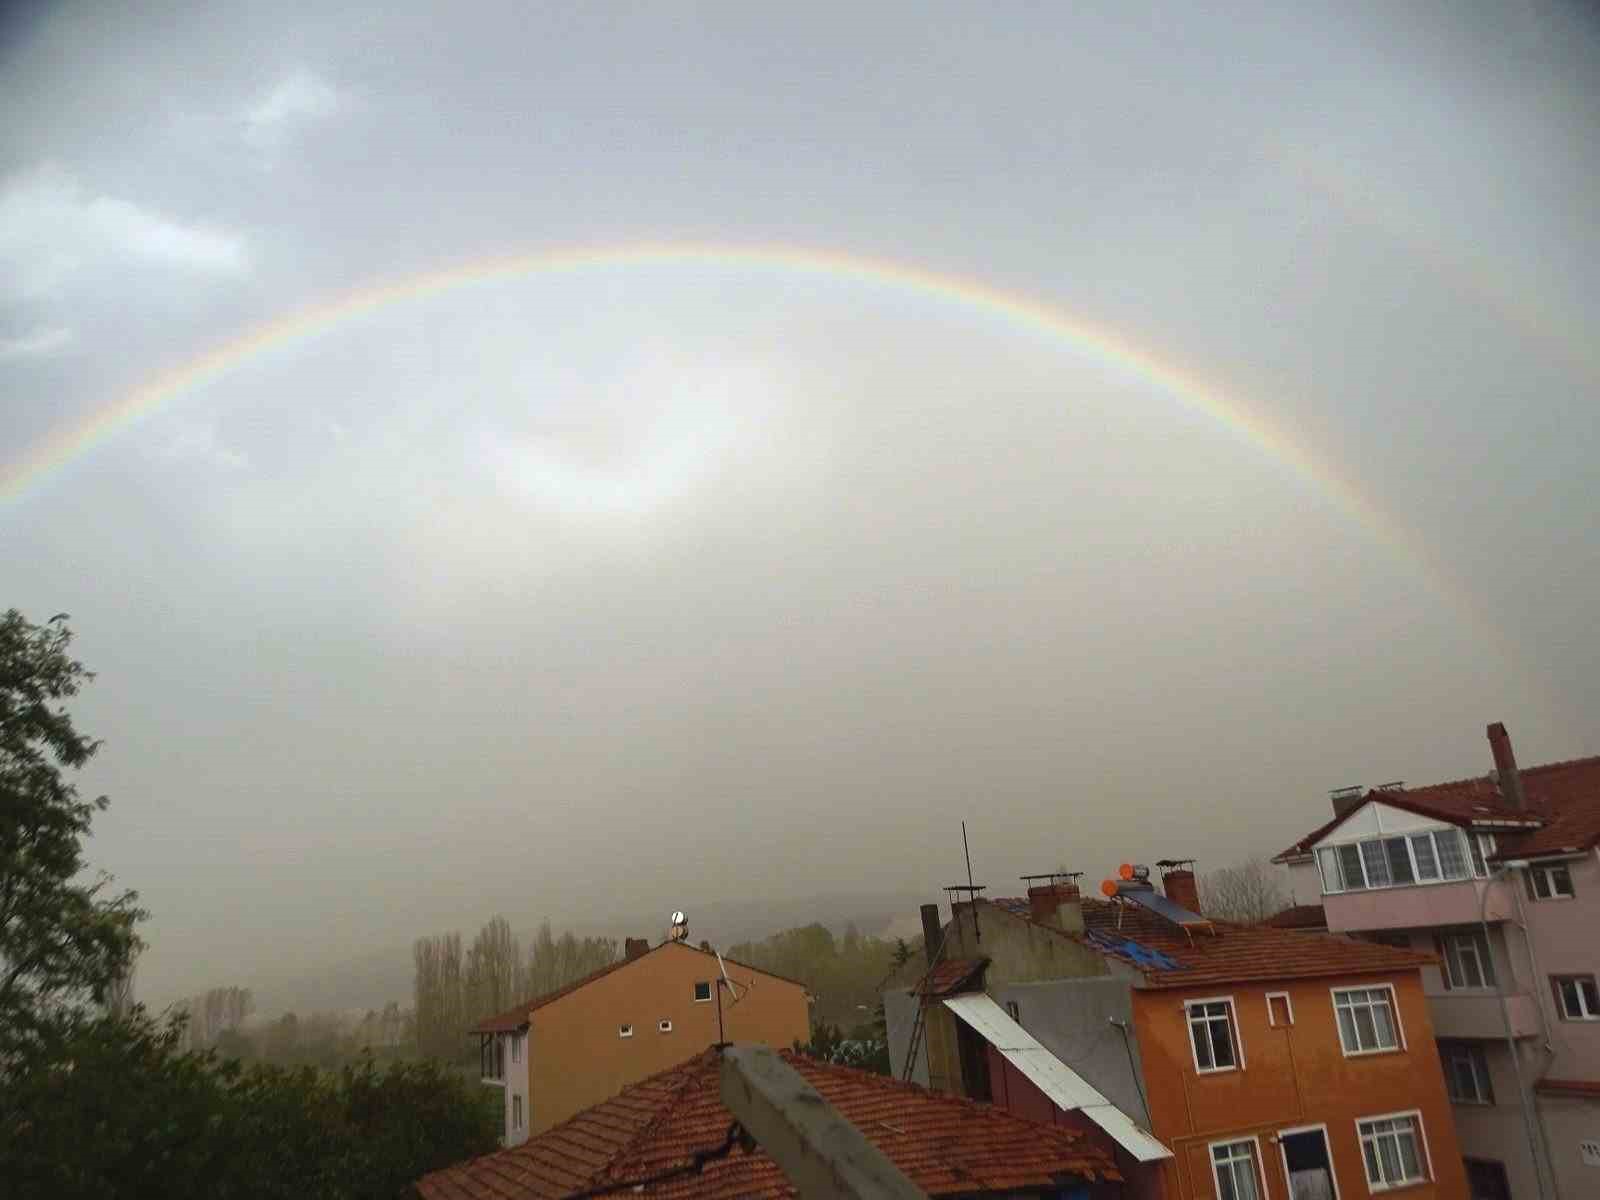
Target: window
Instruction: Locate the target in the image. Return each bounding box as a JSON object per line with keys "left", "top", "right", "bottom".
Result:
{"left": 512, "top": 1094, "right": 523, "bottom": 1131}
{"left": 693, "top": 980, "right": 712, "bottom": 1002}
{"left": 1005, "top": 1000, "right": 1021, "bottom": 1023}
{"left": 1357, "top": 1113, "right": 1429, "bottom": 1189}
{"left": 1527, "top": 863, "right": 1575, "bottom": 900}
{"left": 1319, "top": 829, "right": 1473, "bottom": 894}
{"left": 618, "top": 1024, "right": 633, "bottom": 1038}
{"left": 1552, "top": 975, "right": 1600, "bottom": 1021}
{"left": 1438, "top": 1041, "right": 1493, "bottom": 1105}
{"left": 1437, "top": 932, "right": 1496, "bottom": 990}
{"left": 1470, "top": 834, "right": 1495, "bottom": 878}
{"left": 1186, "top": 998, "right": 1240, "bottom": 1072}
{"left": 511, "top": 1034, "right": 520, "bottom": 1063}
{"left": 658, "top": 1019, "right": 672, "bottom": 1033}
{"left": 1209, "top": 1139, "right": 1263, "bottom": 1200}
{"left": 1333, "top": 987, "right": 1401, "bottom": 1054}
{"left": 481, "top": 1035, "right": 505, "bottom": 1080}
{"left": 1266, "top": 992, "right": 1293, "bottom": 1027}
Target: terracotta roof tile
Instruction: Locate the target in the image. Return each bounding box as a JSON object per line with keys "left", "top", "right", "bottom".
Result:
{"left": 416, "top": 1049, "right": 1119, "bottom": 1199}
{"left": 1274, "top": 754, "right": 1600, "bottom": 862}
{"left": 987, "top": 896, "right": 1433, "bottom": 989}
{"left": 916, "top": 957, "right": 988, "bottom": 998}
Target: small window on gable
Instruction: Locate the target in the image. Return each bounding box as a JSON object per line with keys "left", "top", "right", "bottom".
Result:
{"left": 694, "top": 980, "right": 712, "bottom": 1002}
{"left": 618, "top": 1024, "right": 633, "bottom": 1038}
{"left": 658, "top": 1019, "right": 672, "bottom": 1033}
{"left": 1267, "top": 993, "right": 1293, "bottom": 1027}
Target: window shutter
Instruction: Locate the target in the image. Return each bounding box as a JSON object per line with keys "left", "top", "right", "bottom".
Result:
{"left": 1434, "top": 937, "right": 1452, "bottom": 990}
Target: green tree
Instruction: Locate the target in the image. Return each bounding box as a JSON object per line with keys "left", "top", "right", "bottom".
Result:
{"left": 0, "top": 611, "right": 142, "bottom": 1049}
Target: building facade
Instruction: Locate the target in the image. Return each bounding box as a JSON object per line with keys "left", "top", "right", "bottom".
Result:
{"left": 472, "top": 938, "right": 810, "bottom": 1142}
{"left": 888, "top": 867, "right": 1468, "bottom": 1199}
{"left": 1275, "top": 723, "right": 1600, "bottom": 1199}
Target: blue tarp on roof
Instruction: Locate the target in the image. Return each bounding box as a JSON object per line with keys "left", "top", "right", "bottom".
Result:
{"left": 1085, "top": 928, "right": 1181, "bottom": 971}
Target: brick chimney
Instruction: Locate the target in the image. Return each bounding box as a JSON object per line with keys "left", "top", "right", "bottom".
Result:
{"left": 1026, "top": 883, "right": 1084, "bottom": 934}
{"left": 1162, "top": 868, "right": 1202, "bottom": 916}
{"left": 1488, "top": 722, "right": 1525, "bottom": 811}
{"left": 624, "top": 937, "right": 650, "bottom": 961}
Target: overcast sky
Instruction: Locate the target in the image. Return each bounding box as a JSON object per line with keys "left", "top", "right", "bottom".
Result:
{"left": 4, "top": 1, "right": 1597, "bottom": 1006}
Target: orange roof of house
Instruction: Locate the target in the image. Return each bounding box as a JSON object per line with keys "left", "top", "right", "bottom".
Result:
{"left": 1274, "top": 755, "right": 1600, "bottom": 862}
{"left": 415, "top": 1048, "right": 1120, "bottom": 1199}
{"left": 987, "top": 896, "right": 1433, "bottom": 989}
{"left": 470, "top": 943, "right": 808, "bottom": 1034}
{"left": 916, "top": 957, "right": 988, "bottom": 998}
{"left": 1262, "top": 904, "right": 1328, "bottom": 930}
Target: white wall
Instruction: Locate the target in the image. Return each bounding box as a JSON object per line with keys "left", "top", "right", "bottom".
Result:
{"left": 505, "top": 1032, "right": 530, "bottom": 1146}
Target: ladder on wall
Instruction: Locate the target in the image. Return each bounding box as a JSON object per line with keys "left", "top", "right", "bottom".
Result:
{"left": 901, "top": 1002, "right": 926, "bottom": 1082}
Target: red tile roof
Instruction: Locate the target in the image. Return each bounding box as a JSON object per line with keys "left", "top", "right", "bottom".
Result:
{"left": 987, "top": 897, "right": 1433, "bottom": 990}
{"left": 415, "top": 1048, "right": 1120, "bottom": 1199}
{"left": 1274, "top": 754, "right": 1600, "bottom": 862}
{"left": 470, "top": 943, "right": 808, "bottom": 1034}
{"left": 1491, "top": 761, "right": 1600, "bottom": 858}
{"left": 1534, "top": 1077, "right": 1600, "bottom": 1098}
{"left": 916, "top": 957, "right": 988, "bottom": 998}
{"left": 1262, "top": 904, "right": 1328, "bottom": 930}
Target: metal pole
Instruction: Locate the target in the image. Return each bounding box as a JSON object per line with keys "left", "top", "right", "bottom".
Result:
{"left": 962, "top": 820, "right": 980, "bottom": 944}
{"left": 1482, "top": 865, "right": 1551, "bottom": 1198}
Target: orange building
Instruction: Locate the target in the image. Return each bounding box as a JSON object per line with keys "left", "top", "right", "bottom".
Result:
{"left": 888, "top": 865, "right": 1469, "bottom": 1199}
{"left": 471, "top": 937, "right": 810, "bottom": 1141}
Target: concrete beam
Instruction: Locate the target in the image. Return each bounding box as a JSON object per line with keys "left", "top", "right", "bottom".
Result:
{"left": 718, "top": 1046, "right": 927, "bottom": 1199}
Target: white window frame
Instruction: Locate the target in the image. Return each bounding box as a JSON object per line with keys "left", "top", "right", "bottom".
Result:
{"left": 1208, "top": 1135, "right": 1268, "bottom": 1200}
{"left": 693, "top": 980, "right": 713, "bottom": 1002}
{"left": 1438, "top": 1040, "right": 1493, "bottom": 1105}
{"left": 1528, "top": 863, "right": 1575, "bottom": 901}
{"left": 1356, "top": 1109, "right": 1431, "bottom": 1191}
{"left": 658, "top": 1018, "right": 673, "bottom": 1033}
{"left": 1553, "top": 974, "right": 1600, "bottom": 1021}
{"left": 512, "top": 1093, "right": 523, "bottom": 1131}
{"left": 1265, "top": 991, "right": 1294, "bottom": 1028}
{"left": 1185, "top": 995, "right": 1244, "bottom": 1074}
{"left": 618, "top": 1023, "right": 633, "bottom": 1038}
{"left": 1318, "top": 826, "right": 1486, "bottom": 895}
{"left": 510, "top": 1033, "right": 520, "bottom": 1063}
{"left": 1331, "top": 984, "right": 1405, "bottom": 1056}
{"left": 1276, "top": 1123, "right": 1342, "bottom": 1200}
{"left": 1439, "top": 931, "right": 1496, "bottom": 991}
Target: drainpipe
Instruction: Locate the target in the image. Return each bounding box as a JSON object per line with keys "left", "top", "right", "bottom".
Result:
{"left": 1481, "top": 861, "right": 1556, "bottom": 1199}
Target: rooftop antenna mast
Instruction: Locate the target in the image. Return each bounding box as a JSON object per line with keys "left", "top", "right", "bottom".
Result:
{"left": 940, "top": 820, "right": 986, "bottom": 946}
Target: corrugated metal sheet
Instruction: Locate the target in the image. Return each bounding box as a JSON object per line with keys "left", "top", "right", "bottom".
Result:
{"left": 943, "top": 993, "right": 1172, "bottom": 1164}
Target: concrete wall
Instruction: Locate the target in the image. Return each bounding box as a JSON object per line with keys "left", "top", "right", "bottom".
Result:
{"left": 527, "top": 941, "right": 809, "bottom": 1134}
{"left": 1324, "top": 877, "right": 1517, "bottom": 933}
{"left": 1286, "top": 860, "right": 1321, "bottom": 907}
{"left": 1538, "top": 1091, "right": 1600, "bottom": 1200}
{"left": 1132, "top": 971, "right": 1467, "bottom": 1199}
{"left": 504, "top": 1031, "right": 529, "bottom": 1146}
{"left": 1446, "top": 1038, "right": 1546, "bottom": 1200}
{"left": 943, "top": 901, "right": 1110, "bottom": 986}
{"left": 883, "top": 986, "right": 928, "bottom": 1085}
{"left": 989, "top": 977, "right": 1150, "bottom": 1128}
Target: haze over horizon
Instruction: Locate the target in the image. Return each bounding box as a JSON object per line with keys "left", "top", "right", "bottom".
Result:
{"left": 3, "top": 1, "right": 1596, "bottom": 1009}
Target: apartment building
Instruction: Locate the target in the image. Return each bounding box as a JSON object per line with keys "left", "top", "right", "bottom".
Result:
{"left": 471, "top": 935, "right": 809, "bottom": 1142}
{"left": 886, "top": 863, "right": 1465, "bottom": 1199}
{"left": 1274, "top": 722, "right": 1600, "bottom": 1199}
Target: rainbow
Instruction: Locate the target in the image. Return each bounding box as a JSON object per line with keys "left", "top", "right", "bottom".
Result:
{"left": 2, "top": 240, "right": 1439, "bottom": 582}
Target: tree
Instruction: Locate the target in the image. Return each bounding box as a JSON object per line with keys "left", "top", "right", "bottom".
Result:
{"left": 0, "top": 610, "right": 142, "bottom": 1048}
{"left": 1198, "top": 857, "right": 1290, "bottom": 924}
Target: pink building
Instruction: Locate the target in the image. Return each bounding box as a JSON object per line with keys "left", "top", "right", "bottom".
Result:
{"left": 1274, "top": 723, "right": 1600, "bottom": 1200}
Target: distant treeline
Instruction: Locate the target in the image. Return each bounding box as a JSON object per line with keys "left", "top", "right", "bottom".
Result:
{"left": 728, "top": 922, "right": 908, "bottom": 1027}
{"left": 412, "top": 916, "right": 619, "bottom": 1060}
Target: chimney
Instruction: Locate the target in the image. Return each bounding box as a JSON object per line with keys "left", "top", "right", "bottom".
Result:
{"left": 624, "top": 937, "right": 650, "bottom": 961}
{"left": 1026, "top": 883, "right": 1084, "bottom": 934}
{"left": 1488, "top": 722, "right": 1525, "bottom": 811}
{"left": 920, "top": 903, "right": 943, "bottom": 968}
{"left": 1162, "top": 869, "right": 1202, "bottom": 916}
{"left": 1329, "top": 785, "right": 1365, "bottom": 819}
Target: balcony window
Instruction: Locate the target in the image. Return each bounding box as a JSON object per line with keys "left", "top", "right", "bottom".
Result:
{"left": 1333, "top": 986, "right": 1401, "bottom": 1054}
{"left": 1527, "top": 864, "right": 1575, "bottom": 901}
{"left": 1318, "top": 828, "right": 1480, "bottom": 894}
{"left": 1439, "top": 1041, "right": 1493, "bottom": 1105}
{"left": 480, "top": 1034, "right": 505, "bottom": 1081}
{"left": 1437, "top": 932, "right": 1496, "bottom": 991}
